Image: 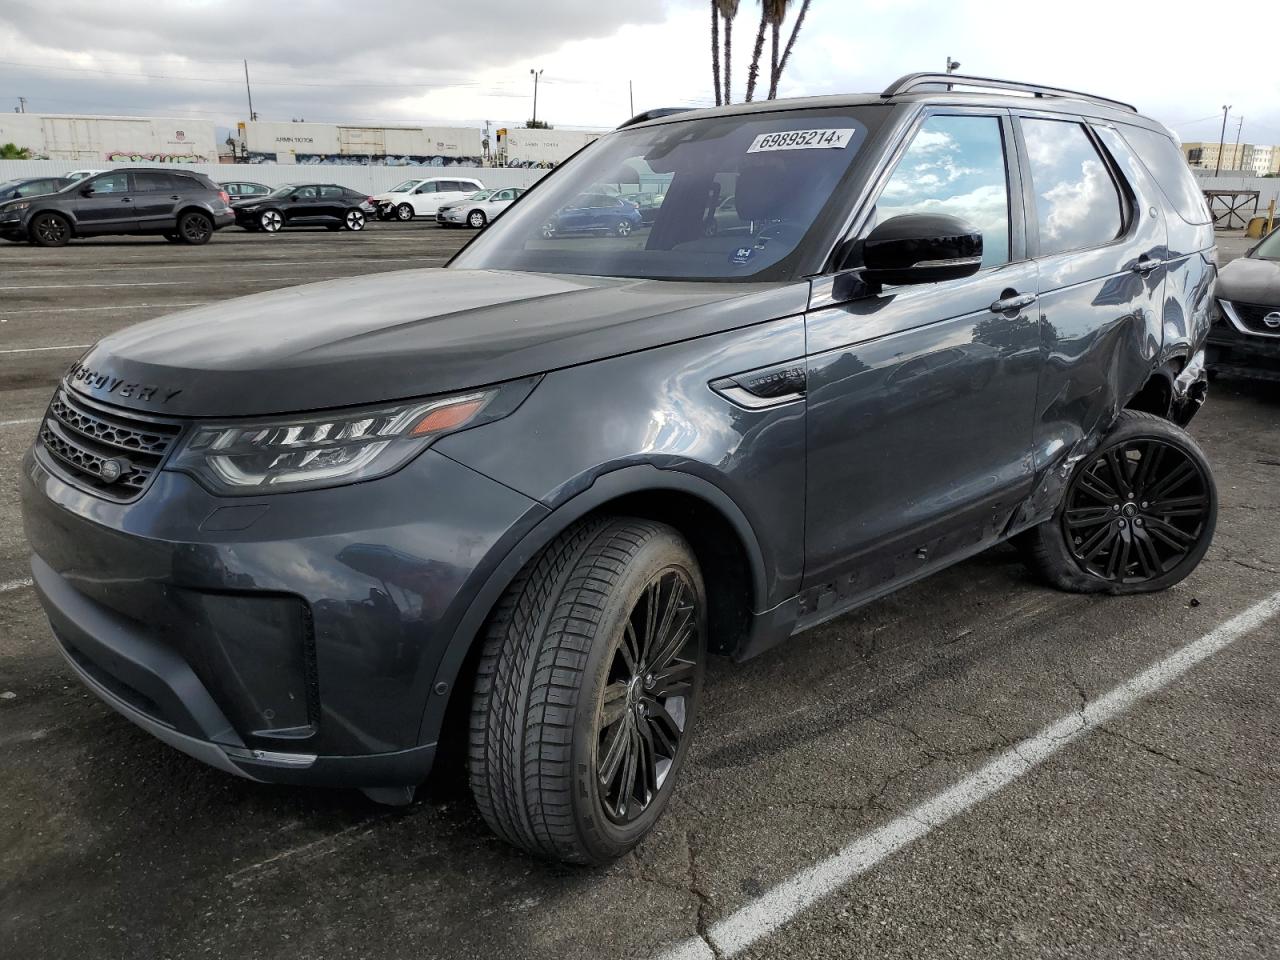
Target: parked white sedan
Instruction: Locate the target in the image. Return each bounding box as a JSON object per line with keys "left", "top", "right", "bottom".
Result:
{"left": 372, "top": 176, "right": 485, "bottom": 221}
{"left": 436, "top": 187, "right": 526, "bottom": 228}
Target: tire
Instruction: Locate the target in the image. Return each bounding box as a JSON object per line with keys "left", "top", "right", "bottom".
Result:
{"left": 259, "top": 209, "right": 283, "bottom": 233}
{"left": 614, "top": 219, "right": 634, "bottom": 237}
{"left": 540, "top": 221, "right": 557, "bottom": 238}
{"left": 467, "top": 209, "right": 487, "bottom": 229}
{"left": 1017, "top": 410, "right": 1217, "bottom": 594}
{"left": 469, "top": 517, "right": 706, "bottom": 864}
{"left": 177, "top": 211, "right": 213, "bottom": 245}
{"left": 396, "top": 203, "right": 414, "bottom": 222}
{"left": 344, "top": 209, "right": 366, "bottom": 231}
{"left": 30, "top": 212, "right": 71, "bottom": 247}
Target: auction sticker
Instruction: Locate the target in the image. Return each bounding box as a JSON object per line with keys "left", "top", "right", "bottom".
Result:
{"left": 747, "top": 128, "right": 856, "bottom": 153}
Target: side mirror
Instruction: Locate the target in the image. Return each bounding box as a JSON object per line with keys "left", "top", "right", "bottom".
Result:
{"left": 80, "top": 186, "right": 95, "bottom": 197}
{"left": 861, "top": 213, "right": 983, "bottom": 287}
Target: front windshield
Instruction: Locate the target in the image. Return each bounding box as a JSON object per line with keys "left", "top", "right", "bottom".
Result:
{"left": 468, "top": 190, "right": 493, "bottom": 200}
{"left": 389, "top": 179, "right": 422, "bottom": 193}
{"left": 1254, "top": 229, "right": 1280, "bottom": 260}
{"left": 453, "top": 107, "right": 884, "bottom": 281}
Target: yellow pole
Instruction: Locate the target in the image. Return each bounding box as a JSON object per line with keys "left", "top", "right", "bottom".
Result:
{"left": 1267, "top": 197, "right": 1276, "bottom": 235}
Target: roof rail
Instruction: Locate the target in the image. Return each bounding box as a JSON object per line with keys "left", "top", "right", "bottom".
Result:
{"left": 881, "top": 72, "right": 1137, "bottom": 113}
{"left": 617, "top": 107, "right": 692, "bottom": 129}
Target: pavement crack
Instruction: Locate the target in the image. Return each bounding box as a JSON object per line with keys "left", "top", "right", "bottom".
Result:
{"left": 685, "top": 829, "right": 724, "bottom": 960}
{"left": 1097, "top": 725, "right": 1246, "bottom": 790}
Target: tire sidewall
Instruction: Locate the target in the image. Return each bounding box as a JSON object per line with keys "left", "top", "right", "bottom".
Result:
{"left": 32, "top": 212, "right": 70, "bottom": 246}
{"left": 1038, "top": 413, "right": 1218, "bottom": 594}
{"left": 568, "top": 528, "right": 706, "bottom": 861}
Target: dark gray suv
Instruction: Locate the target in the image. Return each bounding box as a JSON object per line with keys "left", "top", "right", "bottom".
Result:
{"left": 20, "top": 74, "right": 1218, "bottom": 864}
{"left": 0, "top": 167, "right": 234, "bottom": 246}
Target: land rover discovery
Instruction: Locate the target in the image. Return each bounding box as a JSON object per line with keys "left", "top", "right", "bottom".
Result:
{"left": 20, "top": 74, "right": 1218, "bottom": 864}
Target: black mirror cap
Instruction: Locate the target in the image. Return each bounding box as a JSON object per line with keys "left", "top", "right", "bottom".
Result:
{"left": 862, "top": 213, "right": 983, "bottom": 286}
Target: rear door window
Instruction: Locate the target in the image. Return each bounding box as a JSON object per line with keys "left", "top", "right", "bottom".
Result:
{"left": 132, "top": 172, "right": 177, "bottom": 192}
{"left": 1020, "top": 118, "right": 1124, "bottom": 256}
{"left": 1116, "top": 124, "right": 1212, "bottom": 225}
{"left": 319, "top": 185, "right": 346, "bottom": 199}
{"left": 873, "top": 113, "right": 1012, "bottom": 267}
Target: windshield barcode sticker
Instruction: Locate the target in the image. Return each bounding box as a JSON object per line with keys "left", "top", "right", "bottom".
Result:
{"left": 747, "top": 129, "right": 856, "bottom": 153}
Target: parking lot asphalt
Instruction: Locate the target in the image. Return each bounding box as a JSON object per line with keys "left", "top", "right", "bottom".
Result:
{"left": 1, "top": 225, "right": 1277, "bottom": 960}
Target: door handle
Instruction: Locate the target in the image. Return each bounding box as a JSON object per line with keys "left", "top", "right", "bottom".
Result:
{"left": 119, "top": 198, "right": 132, "bottom": 203}
{"left": 989, "top": 291, "right": 1037, "bottom": 313}
{"left": 1131, "top": 256, "right": 1165, "bottom": 275}
{"left": 168, "top": 195, "right": 181, "bottom": 200}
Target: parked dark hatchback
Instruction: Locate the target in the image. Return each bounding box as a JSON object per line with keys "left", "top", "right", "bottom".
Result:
{"left": 1209, "top": 226, "right": 1280, "bottom": 380}
{"left": 0, "top": 168, "right": 234, "bottom": 246}
{"left": 232, "top": 183, "right": 376, "bottom": 233}
{"left": 21, "top": 74, "right": 1219, "bottom": 865}
{"left": 0, "top": 176, "right": 73, "bottom": 205}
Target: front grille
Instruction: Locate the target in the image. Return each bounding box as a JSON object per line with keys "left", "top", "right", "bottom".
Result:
{"left": 1226, "top": 300, "right": 1280, "bottom": 335}
{"left": 37, "top": 388, "right": 183, "bottom": 501}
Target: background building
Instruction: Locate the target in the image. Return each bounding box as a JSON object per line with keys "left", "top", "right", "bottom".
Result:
{"left": 1183, "top": 139, "right": 1280, "bottom": 175}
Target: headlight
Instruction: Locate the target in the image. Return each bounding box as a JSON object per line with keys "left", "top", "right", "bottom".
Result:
{"left": 168, "top": 380, "right": 535, "bottom": 495}
{"left": 2, "top": 201, "right": 30, "bottom": 214}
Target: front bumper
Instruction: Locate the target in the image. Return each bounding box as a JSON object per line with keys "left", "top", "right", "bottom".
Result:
{"left": 21, "top": 442, "right": 545, "bottom": 790}
{"left": 1206, "top": 306, "right": 1280, "bottom": 381}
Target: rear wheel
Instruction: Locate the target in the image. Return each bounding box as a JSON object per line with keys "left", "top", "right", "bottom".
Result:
{"left": 1017, "top": 410, "right": 1216, "bottom": 594}
{"left": 469, "top": 517, "right": 705, "bottom": 864}
{"left": 30, "top": 212, "right": 71, "bottom": 247}
{"left": 344, "top": 209, "right": 366, "bottom": 231}
{"left": 396, "top": 203, "right": 414, "bottom": 222}
{"left": 178, "top": 211, "right": 213, "bottom": 245}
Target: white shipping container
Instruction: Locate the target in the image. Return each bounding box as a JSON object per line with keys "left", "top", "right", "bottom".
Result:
{"left": 0, "top": 114, "right": 216, "bottom": 163}
{"left": 497, "top": 128, "right": 606, "bottom": 167}
{"left": 241, "top": 121, "right": 482, "bottom": 163}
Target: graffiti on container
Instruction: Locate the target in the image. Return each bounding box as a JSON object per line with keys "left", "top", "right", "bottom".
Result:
{"left": 106, "top": 152, "right": 211, "bottom": 163}
{"left": 244, "top": 151, "right": 484, "bottom": 167}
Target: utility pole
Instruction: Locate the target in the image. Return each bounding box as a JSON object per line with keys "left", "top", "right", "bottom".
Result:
{"left": 530, "top": 68, "right": 543, "bottom": 125}
{"left": 243, "top": 60, "right": 257, "bottom": 122}
{"left": 1231, "top": 116, "right": 1244, "bottom": 173}
{"left": 16, "top": 96, "right": 27, "bottom": 113}
{"left": 1214, "top": 104, "right": 1231, "bottom": 177}
{"left": 629, "top": 80, "right": 634, "bottom": 117}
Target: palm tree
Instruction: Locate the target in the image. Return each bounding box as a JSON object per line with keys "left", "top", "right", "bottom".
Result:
{"left": 711, "top": 0, "right": 722, "bottom": 106}
{"left": 768, "top": 0, "right": 810, "bottom": 99}
{"left": 716, "top": 0, "right": 740, "bottom": 104}
{"left": 745, "top": 4, "right": 768, "bottom": 102}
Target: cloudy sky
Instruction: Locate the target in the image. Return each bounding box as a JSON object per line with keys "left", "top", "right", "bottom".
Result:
{"left": 3, "top": 0, "right": 1279, "bottom": 146}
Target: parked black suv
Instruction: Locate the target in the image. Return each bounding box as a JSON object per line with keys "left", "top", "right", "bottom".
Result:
{"left": 0, "top": 168, "right": 234, "bottom": 246}
{"left": 1208, "top": 226, "right": 1280, "bottom": 380}
{"left": 20, "top": 75, "right": 1218, "bottom": 864}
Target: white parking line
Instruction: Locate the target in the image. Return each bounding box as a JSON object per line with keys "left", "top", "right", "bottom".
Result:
{"left": 0, "top": 417, "right": 40, "bottom": 427}
{"left": 0, "top": 276, "right": 375, "bottom": 291}
{"left": 0, "top": 344, "right": 91, "bottom": 354}
{"left": 658, "top": 590, "right": 1280, "bottom": 960}
{"left": 1, "top": 578, "right": 33, "bottom": 594}
{"left": 20, "top": 303, "right": 209, "bottom": 315}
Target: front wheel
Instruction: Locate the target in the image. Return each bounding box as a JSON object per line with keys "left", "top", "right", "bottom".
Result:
{"left": 469, "top": 518, "right": 705, "bottom": 864}
{"left": 396, "top": 203, "right": 414, "bottom": 222}
{"left": 259, "top": 209, "right": 283, "bottom": 233}
{"left": 344, "top": 209, "right": 366, "bottom": 231}
{"left": 29, "top": 212, "right": 71, "bottom": 247}
{"left": 614, "top": 219, "right": 634, "bottom": 237}
{"left": 1017, "top": 410, "right": 1217, "bottom": 594}
{"left": 467, "top": 209, "right": 487, "bottom": 229}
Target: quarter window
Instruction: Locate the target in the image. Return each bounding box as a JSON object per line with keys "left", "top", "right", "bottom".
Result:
{"left": 874, "top": 114, "right": 1011, "bottom": 267}
{"left": 1116, "top": 124, "right": 1211, "bottom": 226}
{"left": 1021, "top": 118, "right": 1124, "bottom": 256}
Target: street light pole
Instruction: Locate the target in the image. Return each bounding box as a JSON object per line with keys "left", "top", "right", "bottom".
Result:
{"left": 945, "top": 57, "right": 960, "bottom": 74}
{"left": 244, "top": 60, "right": 257, "bottom": 122}
{"left": 530, "top": 68, "right": 543, "bottom": 125}
{"left": 1231, "top": 116, "right": 1244, "bottom": 173}
{"left": 1214, "top": 104, "right": 1231, "bottom": 177}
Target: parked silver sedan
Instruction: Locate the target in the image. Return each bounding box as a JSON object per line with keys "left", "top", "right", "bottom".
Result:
{"left": 436, "top": 187, "right": 526, "bottom": 228}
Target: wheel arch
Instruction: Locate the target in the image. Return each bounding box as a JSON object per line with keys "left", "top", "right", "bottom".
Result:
{"left": 175, "top": 204, "right": 213, "bottom": 223}
{"left": 417, "top": 464, "right": 767, "bottom": 751}
{"left": 1125, "top": 355, "right": 1187, "bottom": 420}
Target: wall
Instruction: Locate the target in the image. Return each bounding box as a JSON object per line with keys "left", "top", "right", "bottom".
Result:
{"left": 1190, "top": 173, "right": 1280, "bottom": 215}
{"left": 0, "top": 160, "right": 548, "bottom": 195}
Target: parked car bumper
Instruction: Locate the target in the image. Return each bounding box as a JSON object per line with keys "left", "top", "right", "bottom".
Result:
{"left": 19, "top": 440, "right": 545, "bottom": 792}
{"left": 1206, "top": 302, "right": 1280, "bottom": 381}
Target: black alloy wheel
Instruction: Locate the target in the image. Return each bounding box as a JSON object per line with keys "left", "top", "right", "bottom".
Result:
{"left": 596, "top": 569, "right": 698, "bottom": 824}
{"left": 1062, "top": 438, "right": 1211, "bottom": 583}
{"left": 30, "top": 212, "right": 71, "bottom": 247}
{"left": 1018, "top": 410, "right": 1217, "bottom": 594}
{"left": 178, "top": 212, "right": 213, "bottom": 245}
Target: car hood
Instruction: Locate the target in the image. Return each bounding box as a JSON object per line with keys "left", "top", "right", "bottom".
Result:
{"left": 371, "top": 191, "right": 410, "bottom": 202}
{"left": 67, "top": 268, "right": 805, "bottom": 417}
{"left": 1216, "top": 256, "right": 1280, "bottom": 305}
